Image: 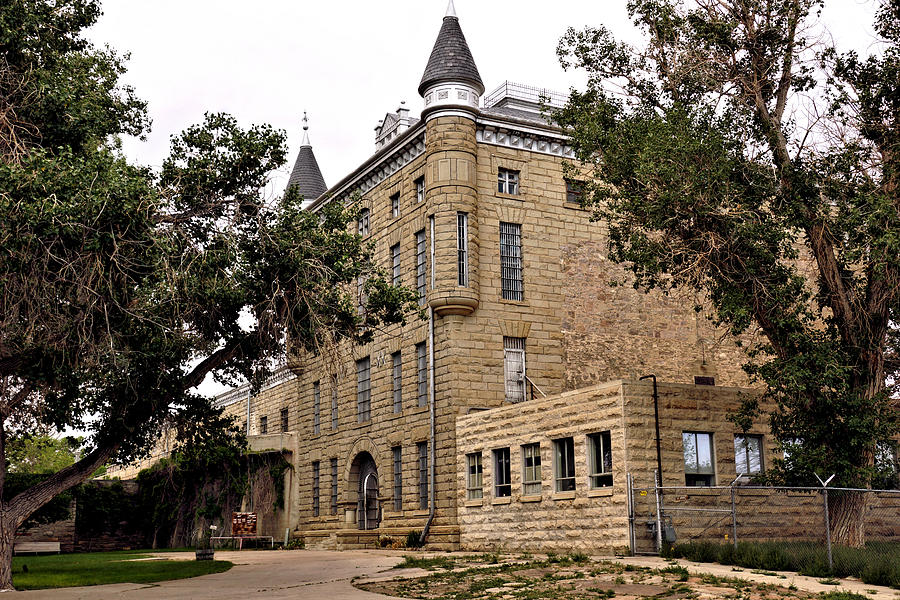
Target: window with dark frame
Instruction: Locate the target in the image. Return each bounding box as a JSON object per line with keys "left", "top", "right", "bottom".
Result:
{"left": 498, "top": 168, "right": 519, "bottom": 195}
{"left": 356, "top": 357, "right": 371, "bottom": 422}
{"left": 357, "top": 208, "right": 369, "bottom": 236}
{"left": 417, "top": 441, "right": 428, "bottom": 509}
{"left": 280, "top": 408, "right": 289, "bottom": 433}
{"left": 734, "top": 434, "right": 763, "bottom": 476}
{"left": 416, "top": 342, "right": 427, "bottom": 407}
{"left": 259, "top": 415, "right": 268, "bottom": 435}
{"left": 683, "top": 431, "right": 716, "bottom": 486}
{"left": 312, "top": 461, "right": 320, "bottom": 517}
{"left": 466, "top": 452, "right": 483, "bottom": 500}
{"left": 330, "top": 457, "right": 338, "bottom": 514}
{"left": 494, "top": 448, "right": 511, "bottom": 497}
{"left": 587, "top": 431, "right": 613, "bottom": 488}
{"left": 392, "top": 351, "right": 402, "bottom": 413}
{"left": 391, "top": 243, "right": 401, "bottom": 286}
{"left": 313, "top": 381, "right": 320, "bottom": 435}
{"left": 415, "top": 176, "right": 425, "bottom": 203}
{"left": 391, "top": 192, "right": 400, "bottom": 218}
{"left": 392, "top": 446, "right": 403, "bottom": 511}
{"left": 500, "top": 222, "right": 523, "bottom": 301}
{"left": 565, "top": 179, "right": 585, "bottom": 203}
{"left": 553, "top": 437, "right": 576, "bottom": 492}
{"left": 457, "top": 212, "right": 468, "bottom": 286}
{"left": 522, "top": 443, "right": 542, "bottom": 495}
{"left": 416, "top": 229, "right": 426, "bottom": 305}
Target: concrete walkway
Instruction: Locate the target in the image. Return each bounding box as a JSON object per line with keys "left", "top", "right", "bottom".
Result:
{"left": 15, "top": 550, "right": 408, "bottom": 599}
{"left": 609, "top": 556, "right": 900, "bottom": 600}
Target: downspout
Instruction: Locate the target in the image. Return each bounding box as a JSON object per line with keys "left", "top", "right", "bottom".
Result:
{"left": 420, "top": 216, "right": 437, "bottom": 544}
{"left": 420, "top": 306, "right": 436, "bottom": 544}
{"left": 639, "top": 374, "right": 662, "bottom": 486}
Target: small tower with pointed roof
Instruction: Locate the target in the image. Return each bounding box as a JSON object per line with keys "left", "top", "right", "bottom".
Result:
{"left": 420, "top": 1, "right": 481, "bottom": 316}
{"left": 419, "top": 0, "right": 484, "bottom": 118}
{"left": 286, "top": 112, "right": 328, "bottom": 201}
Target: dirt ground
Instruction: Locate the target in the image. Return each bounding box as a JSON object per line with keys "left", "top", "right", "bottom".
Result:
{"left": 357, "top": 553, "right": 884, "bottom": 600}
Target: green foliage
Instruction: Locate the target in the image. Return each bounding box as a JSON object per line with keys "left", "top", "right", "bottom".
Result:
{"left": 73, "top": 481, "right": 132, "bottom": 542}
{"left": 554, "top": 0, "right": 900, "bottom": 497}
{"left": 665, "top": 541, "right": 900, "bottom": 588}
{"left": 405, "top": 530, "right": 425, "bottom": 549}
{"left": 6, "top": 436, "right": 78, "bottom": 474}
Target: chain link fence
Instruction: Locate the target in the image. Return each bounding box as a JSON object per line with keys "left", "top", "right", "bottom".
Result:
{"left": 627, "top": 473, "right": 900, "bottom": 585}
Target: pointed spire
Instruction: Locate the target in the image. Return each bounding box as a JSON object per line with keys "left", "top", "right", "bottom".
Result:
{"left": 286, "top": 112, "right": 327, "bottom": 201}
{"left": 301, "top": 111, "right": 310, "bottom": 146}
{"left": 418, "top": 2, "right": 484, "bottom": 97}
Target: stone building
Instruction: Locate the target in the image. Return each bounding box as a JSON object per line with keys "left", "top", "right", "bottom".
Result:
{"left": 194, "top": 2, "right": 760, "bottom": 550}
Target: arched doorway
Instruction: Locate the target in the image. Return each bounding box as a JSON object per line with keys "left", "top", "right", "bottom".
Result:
{"left": 352, "top": 452, "right": 380, "bottom": 530}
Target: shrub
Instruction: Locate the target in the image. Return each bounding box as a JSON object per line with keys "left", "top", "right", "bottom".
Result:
{"left": 405, "top": 530, "right": 425, "bottom": 549}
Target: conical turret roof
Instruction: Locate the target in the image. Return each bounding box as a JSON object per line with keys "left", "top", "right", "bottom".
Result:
{"left": 418, "top": 2, "right": 484, "bottom": 97}
{"left": 286, "top": 113, "right": 327, "bottom": 201}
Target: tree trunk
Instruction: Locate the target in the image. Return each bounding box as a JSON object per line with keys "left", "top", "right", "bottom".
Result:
{"left": 0, "top": 515, "right": 14, "bottom": 592}
{"left": 829, "top": 490, "right": 867, "bottom": 549}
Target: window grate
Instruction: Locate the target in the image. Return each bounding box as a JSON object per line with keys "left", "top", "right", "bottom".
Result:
{"left": 503, "top": 336, "right": 526, "bottom": 403}
{"left": 391, "top": 243, "right": 401, "bottom": 286}
{"left": 392, "top": 351, "right": 402, "bottom": 413}
{"left": 416, "top": 342, "right": 427, "bottom": 408}
{"left": 356, "top": 357, "right": 370, "bottom": 422}
{"left": 312, "top": 461, "right": 320, "bottom": 517}
{"left": 416, "top": 230, "right": 426, "bottom": 305}
{"left": 330, "top": 458, "right": 338, "bottom": 514}
{"left": 457, "top": 212, "right": 468, "bottom": 287}
{"left": 392, "top": 446, "right": 402, "bottom": 511}
{"left": 500, "top": 222, "right": 523, "bottom": 300}
{"left": 417, "top": 441, "right": 428, "bottom": 509}
{"left": 313, "top": 381, "right": 320, "bottom": 435}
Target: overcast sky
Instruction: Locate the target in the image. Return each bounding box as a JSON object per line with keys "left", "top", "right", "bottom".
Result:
{"left": 87, "top": 0, "right": 880, "bottom": 198}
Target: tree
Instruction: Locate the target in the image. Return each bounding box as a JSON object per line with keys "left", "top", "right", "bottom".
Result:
{"left": 6, "top": 435, "right": 79, "bottom": 474}
{"left": 556, "top": 0, "right": 899, "bottom": 547}
{"left": 0, "top": 0, "right": 416, "bottom": 590}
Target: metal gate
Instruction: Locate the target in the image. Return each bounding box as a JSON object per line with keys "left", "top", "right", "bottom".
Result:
{"left": 627, "top": 472, "right": 662, "bottom": 554}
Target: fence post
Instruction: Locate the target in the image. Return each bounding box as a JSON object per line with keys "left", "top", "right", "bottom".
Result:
{"left": 626, "top": 473, "right": 636, "bottom": 556}
{"left": 654, "top": 469, "right": 663, "bottom": 553}
{"left": 815, "top": 473, "right": 836, "bottom": 572}
{"left": 730, "top": 474, "right": 741, "bottom": 550}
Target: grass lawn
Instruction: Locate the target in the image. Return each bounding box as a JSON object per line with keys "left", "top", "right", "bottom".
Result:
{"left": 12, "top": 550, "right": 232, "bottom": 590}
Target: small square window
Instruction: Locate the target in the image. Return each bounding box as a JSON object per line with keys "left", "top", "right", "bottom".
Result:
{"left": 498, "top": 168, "right": 520, "bottom": 195}
{"left": 494, "top": 448, "right": 511, "bottom": 497}
{"left": 734, "top": 434, "right": 763, "bottom": 476}
{"left": 587, "top": 431, "right": 613, "bottom": 488}
{"left": 390, "top": 192, "right": 400, "bottom": 218}
{"left": 466, "top": 453, "right": 483, "bottom": 500}
{"left": 553, "top": 437, "right": 575, "bottom": 492}
{"left": 684, "top": 432, "right": 716, "bottom": 486}
{"left": 522, "top": 443, "right": 542, "bottom": 495}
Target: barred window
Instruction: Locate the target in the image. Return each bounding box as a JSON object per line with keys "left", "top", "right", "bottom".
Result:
{"left": 457, "top": 212, "right": 468, "bottom": 287}
{"left": 313, "top": 381, "right": 320, "bottom": 435}
{"left": 280, "top": 407, "right": 289, "bottom": 433}
{"left": 357, "top": 357, "right": 371, "bottom": 422}
{"left": 503, "top": 337, "right": 526, "bottom": 403}
{"left": 312, "top": 461, "right": 320, "bottom": 517}
{"left": 588, "top": 431, "right": 613, "bottom": 488}
{"left": 416, "top": 229, "right": 427, "bottom": 305}
{"left": 522, "top": 443, "right": 542, "bottom": 495}
{"left": 417, "top": 441, "right": 428, "bottom": 509}
{"left": 498, "top": 168, "right": 519, "bottom": 195}
{"left": 391, "top": 192, "right": 400, "bottom": 218}
{"left": 330, "top": 457, "right": 338, "bottom": 514}
{"left": 259, "top": 415, "right": 267, "bottom": 435}
{"left": 565, "top": 179, "right": 585, "bottom": 203}
{"left": 466, "top": 453, "right": 483, "bottom": 500}
{"left": 392, "top": 351, "right": 402, "bottom": 413}
{"left": 330, "top": 376, "right": 338, "bottom": 430}
{"left": 392, "top": 446, "right": 402, "bottom": 511}
{"left": 554, "top": 437, "right": 576, "bottom": 492}
{"left": 500, "top": 222, "right": 523, "bottom": 300}
{"left": 494, "top": 448, "right": 511, "bottom": 497}
{"left": 391, "top": 243, "right": 401, "bottom": 286}
{"left": 416, "top": 342, "right": 427, "bottom": 407}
